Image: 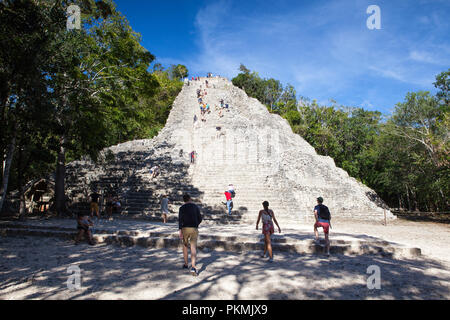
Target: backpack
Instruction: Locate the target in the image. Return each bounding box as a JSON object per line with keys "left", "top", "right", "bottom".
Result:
{"left": 318, "top": 205, "right": 331, "bottom": 221}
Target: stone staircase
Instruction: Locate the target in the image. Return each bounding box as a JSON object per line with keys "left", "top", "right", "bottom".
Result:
{"left": 59, "top": 76, "right": 394, "bottom": 226}
{"left": 64, "top": 145, "right": 243, "bottom": 224}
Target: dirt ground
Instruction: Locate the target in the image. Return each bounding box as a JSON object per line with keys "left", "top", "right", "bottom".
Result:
{"left": 0, "top": 219, "right": 449, "bottom": 300}
{"left": 332, "top": 219, "right": 450, "bottom": 262}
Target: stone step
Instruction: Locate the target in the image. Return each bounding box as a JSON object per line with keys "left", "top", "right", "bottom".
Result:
{"left": 59, "top": 206, "right": 245, "bottom": 222}
{"left": 0, "top": 223, "right": 421, "bottom": 258}
{"left": 192, "top": 173, "right": 274, "bottom": 178}
{"left": 194, "top": 187, "right": 282, "bottom": 192}
{"left": 67, "top": 202, "right": 357, "bottom": 224}
{"left": 200, "top": 195, "right": 287, "bottom": 201}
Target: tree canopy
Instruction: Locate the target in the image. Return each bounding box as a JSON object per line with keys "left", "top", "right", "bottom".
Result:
{"left": 0, "top": 0, "right": 185, "bottom": 215}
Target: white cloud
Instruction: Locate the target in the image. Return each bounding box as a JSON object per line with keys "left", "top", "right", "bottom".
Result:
{"left": 170, "top": 0, "right": 449, "bottom": 110}
{"left": 409, "top": 50, "right": 448, "bottom": 65}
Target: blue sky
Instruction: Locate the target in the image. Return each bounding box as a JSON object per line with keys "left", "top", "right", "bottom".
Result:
{"left": 114, "top": 0, "right": 450, "bottom": 114}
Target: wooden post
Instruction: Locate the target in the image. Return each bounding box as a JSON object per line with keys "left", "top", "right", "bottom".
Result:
{"left": 384, "top": 208, "right": 387, "bottom": 226}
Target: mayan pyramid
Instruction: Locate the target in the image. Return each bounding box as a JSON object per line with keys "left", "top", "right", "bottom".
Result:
{"left": 64, "top": 77, "right": 394, "bottom": 225}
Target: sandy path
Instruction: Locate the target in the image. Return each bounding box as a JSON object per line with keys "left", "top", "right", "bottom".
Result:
{"left": 331, "top": 219, "right": 450, "bottom": 262}
{"left": 1, "top": 236, "right": 449, "bottom": 300}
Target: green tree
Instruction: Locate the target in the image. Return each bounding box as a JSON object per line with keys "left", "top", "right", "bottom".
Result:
{"left": 264, "top": 78, "right": 283, "bottom": 112}
{"left": 47, "top": 1, "right": 158, "bottom": 215}
{"left": 434, "top": 69, "right": 449, "bottom": 107}
{"left": 0, "top": 0, "right": 58, "bottom": 213}
{"left": 278, "top": 84, "right": 297, "bottom": 114}
{"left": 169, "top": 64, "right": 188, "bottom": 80}
{"left": 380, "top": 90, "right": 449, "bottom": 211}
{"left": 0, "top": 0, "right": 160, "bottom": 215}
{"left": 389, "top": 92, "right": 444, "bottom": 167}
{"left": 239, "top": 64, "right": 250, "bottom": 74}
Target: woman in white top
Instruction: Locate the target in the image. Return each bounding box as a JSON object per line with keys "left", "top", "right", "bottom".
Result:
{"left": 256, "top": 201, "right": 281, "bottom": 262}
{"left": 161, "top": 195, "right": 169, "bottom": 224}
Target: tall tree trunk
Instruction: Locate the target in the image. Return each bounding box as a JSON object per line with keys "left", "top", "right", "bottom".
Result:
{"left": 54, "top": 135, "right": 66, "bottom": 216}
{"left": 439, "top": 188, "right": 445, "bottom": 212}
{"left": 0, "top": 131, "right": 16, "bottom": 214}
{"left": 17, "top": 146, "right": 27, "bottom": 220}
{"left": 412, "top": 190, "right": 419, "bottom": 212}
{"left": 0, "top": 95, "right": 9, "bottom": 133}
{"left": 405, "top": 185, "right": 411, "bottom": 212}
{"left": 18, "top": 183, "right": 26, "bottom": 220}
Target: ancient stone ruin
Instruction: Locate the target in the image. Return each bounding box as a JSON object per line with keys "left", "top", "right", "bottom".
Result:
{"left": 63, "top": 77, "right": 394, "bottom": 225}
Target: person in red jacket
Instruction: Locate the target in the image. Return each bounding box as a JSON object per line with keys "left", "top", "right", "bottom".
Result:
{"left": 224, "top": 191, "right": 233, "bottom": 215}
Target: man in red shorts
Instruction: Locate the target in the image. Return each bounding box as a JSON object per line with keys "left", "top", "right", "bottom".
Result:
{"left": 314, "top": 197, "right": 331, "bottom": 256}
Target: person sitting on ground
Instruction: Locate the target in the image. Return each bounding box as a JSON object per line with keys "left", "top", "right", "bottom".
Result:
{"left": 75, "top": 210, "right": 95, "bottom": 245}
{"left": 256, "top": 201, "right": 281, "bottom": 262}
{"left": 161, "top": 195, "right": 169, "bottom": 224}
{"left": 314, "top": 197, "right": 331, "bottom": 256}
{"left": 179, "top": 194, "right": 203, "bottom": 276}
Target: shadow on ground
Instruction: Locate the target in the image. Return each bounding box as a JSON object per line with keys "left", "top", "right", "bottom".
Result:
{"left": 0, "top": 236, "right": 448, "bottom": 300}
